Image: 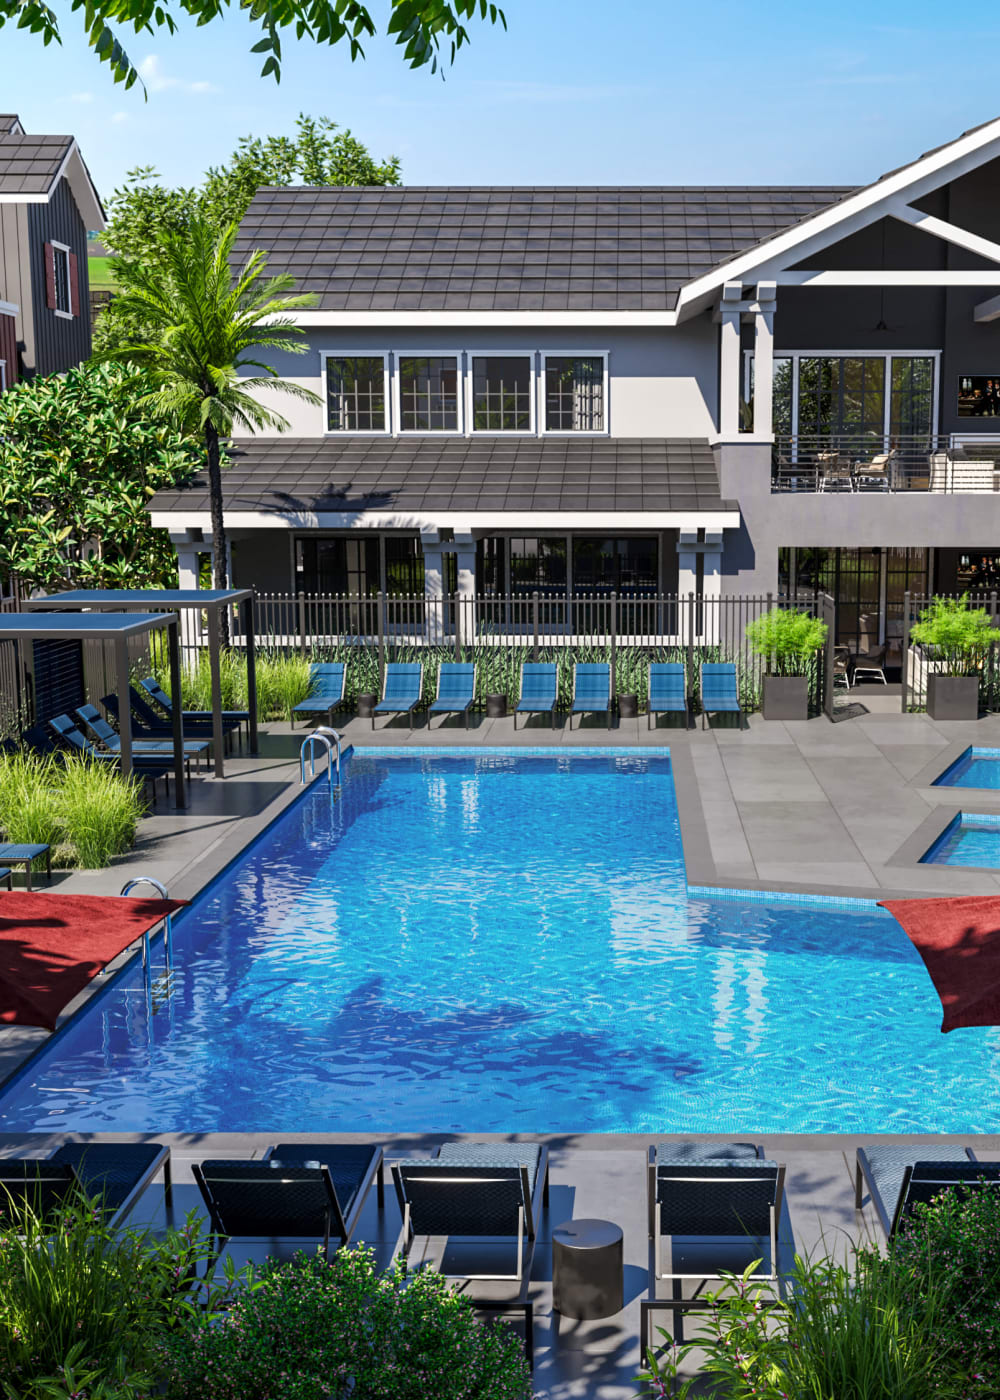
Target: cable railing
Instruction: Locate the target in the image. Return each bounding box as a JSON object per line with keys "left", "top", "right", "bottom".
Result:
{"left": 771, "top": 435, "right": 1000, "bottom": 494}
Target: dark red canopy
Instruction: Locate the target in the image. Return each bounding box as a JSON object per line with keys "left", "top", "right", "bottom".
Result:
{"left": 0, "top": 892, "right": 187, "bottom": 1030}
{"left": 879, "top": 895, "right": 1000, "bottom": 1032}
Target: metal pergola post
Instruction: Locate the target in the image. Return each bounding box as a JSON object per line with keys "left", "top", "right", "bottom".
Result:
{"left": 243, "top": 594, "right": 259, "bottom": 755}
{"left": 114, "top": 634, "right": 133, "bottom": 776}
{"left": 206, "top": 606, "right": 225, "bottom": 779}
{"left": 167, "top": 617, "right": 186, "bottom": 808}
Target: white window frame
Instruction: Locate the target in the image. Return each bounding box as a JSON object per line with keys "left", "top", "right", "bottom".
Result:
{"left": 743, "top": 348, "right": 941, "bottom": 440}
{"left": 320, "top": 350, "right": 391, "bottom": 436}
{"left": 393, "top": 349, "right": 465, "bottom": 436}
{"left": 539, "top": 350, "right": 610, "bottom": 436}
{"left": 51, "top": 240, "right": 73, "bottom": 319}
{"left": 464, "top": 349, "right": 536, "bottom": 435}
{"left": 0, "top": 361, "right": 6, "bottom": 390}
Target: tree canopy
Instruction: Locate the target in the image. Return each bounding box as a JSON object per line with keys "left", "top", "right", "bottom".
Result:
{"left": 0, "top": 1, "right": 505, "bottom": 88}
{"left": 0, "top": 363, "right": 201, "bottom": 592}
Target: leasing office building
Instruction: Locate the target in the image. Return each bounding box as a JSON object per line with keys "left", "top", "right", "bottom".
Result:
{"left": 149, "top": 117, "right": 1000, "bottom": 654}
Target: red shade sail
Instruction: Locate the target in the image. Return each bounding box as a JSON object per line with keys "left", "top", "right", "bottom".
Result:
{"left": 879, "top": 896, "right": 1000, "bottom": 1032}
{"left": 0, "top": 892, "right": 187, "bottom": 1031}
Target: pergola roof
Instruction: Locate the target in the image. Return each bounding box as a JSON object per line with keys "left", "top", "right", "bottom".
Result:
{"left": 0, "top": 612, "right": 172, "bottom": 640}
{"left": 28, "top": 589, "right": 252, "bottom": 610}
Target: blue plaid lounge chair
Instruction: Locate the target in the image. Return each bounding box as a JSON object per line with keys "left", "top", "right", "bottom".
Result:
{"left": 292, "top": 663, "right": 346, "bottom": 728}
{"left": 699, "top": 663, "right": 743, "bottom": 729}
{"left": 392, "top": 1143, "right": 549, "bottom": 1366}
{"left": 855, "top": 1145, "right": 1000, "bottom": 1239}
{"left": 570, "top": 663, "right": 612, "bottom": 729}
{"left": 648, "top": 663, "right": 688, "bottom": 729}
{"left": 372, "top": 663, "right": 423, "bottom": 731}
{"left": 0, "top": 1142, "right": 171, "bottom": 1227}
{"left": 641, "top": 1142, "right": 785, "bottom": 1351}
{"left": 514, "top": 663, "right": 558, "bottom": 730}
{"left": 75, "top": 704, "right": 210, "bottom": 768}
{"left": 428, "top": 663, "right": 476, "bottom": 729}
{"left": 193, "top": 1142, "right": 384, "bottom": 1266}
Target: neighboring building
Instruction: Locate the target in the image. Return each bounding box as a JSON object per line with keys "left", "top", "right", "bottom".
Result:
{"left": 0, "top": 113, "right": 104, "bottom": 385}
{"left": 150, "top": 117, "right": 1000, "bottom": 653}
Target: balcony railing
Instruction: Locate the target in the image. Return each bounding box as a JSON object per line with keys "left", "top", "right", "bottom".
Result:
{"left": 771, "top": 435, "right": 1000, "bottom": 494}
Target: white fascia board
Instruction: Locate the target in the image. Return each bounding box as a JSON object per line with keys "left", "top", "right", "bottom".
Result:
{"left": 61, "top": 144, "right": 105, "bottom": 230}
{"left": 0, "top": 298, "right": 19, "bottom": 315}
{"left": 974, "top": 291, "right": 1000, "bottom": 322}
{"left": 888, "top": 202, "right": 1000, "bottom": 265}
{"left": 151, "top": 507, "right": 741, "bottom": 531}
{"left": 276, "top": 309, "right": 680, "bottom": 328}
{"left": 776, "top": 269, "right": 1000, "bottom": 287}
{"left": 674, "top": 118, "right": 1000, "bottom": 317}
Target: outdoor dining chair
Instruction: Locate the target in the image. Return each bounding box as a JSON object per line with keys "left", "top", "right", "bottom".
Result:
{"left": 391, "top": 1142, "right": 549, "bottom": 1366}
{"left": 372, "top": 662, "right": 423, "bottom": 731}
{"left": 193, "top": 1142, "right": 384, "bottom": 1268}
{"left": 514, "top": 663, "right": 558, "bottom": 729}
{"left": 699, "top": 663, "right": 743, "bottom": 729}
{"left": 0, "top": 1142, "right": 171, "bottom": 1228}
{"left": 428, "top": 663, "right": 476, "bottom": 729}
{"left": 641, "top": 1141, "right": 785, "bottom": 1352}
{"left": 854, "top": 1145, "right": 1000, "bottom": 1239}
{"left": 648, "top": 663, "right": 689, "bottom": 728}
{"left": 291, "top": 662, "right": 346, "bottom": 727}
{"left": 569, "top": 663, "right": 612, "bottom": 729}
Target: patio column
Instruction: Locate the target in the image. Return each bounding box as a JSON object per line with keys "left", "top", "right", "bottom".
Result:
{"left": 752, "top": 282, "right": 776, "bottom": 437}
{"left": 719, "top": 282, "right": 743, "bottom": 436}
{"left": 454, "top": 532, "right": 476, "bottom": 650}
{"left": 175, "top": 549, "right": 199, "bottom": 591}
{"left": 421, "top": 529, "right": 445, "bottom": 644}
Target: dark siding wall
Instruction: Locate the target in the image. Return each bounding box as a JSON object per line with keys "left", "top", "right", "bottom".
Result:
{"left": 31, "top": 639, "right": 85, "bottom": 723}
{"left": 27, "top": 177, "right": 92, "bottom": 375}
{"left": 0, "top": 311, "right": 18, "bottom": 386}
{"left": 0, "top": 202, "right": 32, "bottom": 376}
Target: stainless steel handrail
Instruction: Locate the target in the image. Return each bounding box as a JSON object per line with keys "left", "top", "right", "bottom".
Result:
{"left": 120, "top": 875, "right": 174, "bottom": 984}
{"left": 300, "top": 727, "right": 343, "bottom": 794}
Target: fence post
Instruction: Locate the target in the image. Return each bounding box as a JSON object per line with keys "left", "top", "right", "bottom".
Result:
{"left": 532, "top": 591, "right": 540, "bottom": 663}
{"left": 686, "top": 592, "right": 695, "bottom": 691}
{"left": 823, "top": 592, "right": 835, "bottom": 720}
{"left": 297, "top": 592, "right": 307, "bottom": 657}
{"left": 377, "top": 590, "right": 385, "bottom": 685}
{"left": 610, "top": 591, "right": 617, "bottom": 693}
{"left": 901, "top": 590, "right": 910, "bottom": 714}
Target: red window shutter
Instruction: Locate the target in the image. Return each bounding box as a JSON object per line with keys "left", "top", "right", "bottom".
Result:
{"left": 69, "top": 251, "right": 79, "bottom": 317}
{"left": 43, "top": 242, "right": 56, "bottom": 309}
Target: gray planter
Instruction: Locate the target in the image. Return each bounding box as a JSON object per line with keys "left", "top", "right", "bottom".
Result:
{"left": 927, "top": 674, "right": 980, "bottom": 721}
{"left": 761, "top": 673, "right": 809, "bottom": 721}
{"left": 617, "top": 693, "right": 638, "bottom": 719}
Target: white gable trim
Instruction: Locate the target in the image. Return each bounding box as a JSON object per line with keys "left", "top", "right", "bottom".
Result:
{"left": 675, "top": 117, "right": 1000, "bottom": 318}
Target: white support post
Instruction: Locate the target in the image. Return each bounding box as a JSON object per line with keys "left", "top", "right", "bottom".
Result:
{"left": 752, "top": 283, "right": 776, "bottom": 438}
{"left": 175, "top": 550, "right": 199, "bottom": 591}
{"left": 719, "top": 283, "right": 743, "bottom": 437}
{"left": 421, "top": 529, "right": 445, "bottom": 644}
{"left": 453, "top": 532, "right": 476, "bottom": 650}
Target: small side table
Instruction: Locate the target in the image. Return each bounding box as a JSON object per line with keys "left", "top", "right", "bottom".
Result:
{"left": 552, "top": 1217, "right": 624, "bottom": 1320}
{"left": 486, "top": 693, "right": 507, "bottom": 719}
{"left": 356, "top": 692, "right": 377, "bottom": 719}
{"left": 0, "top": 843, "right": 52, "bottom": 891}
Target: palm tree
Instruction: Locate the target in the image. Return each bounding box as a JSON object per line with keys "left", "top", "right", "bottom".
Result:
{"left": 104, "top": 215, "right": 320, "bottom": 643}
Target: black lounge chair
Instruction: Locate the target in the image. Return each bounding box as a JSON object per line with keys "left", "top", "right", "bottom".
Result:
{"left": 0, "top": 1142, "right": 171, "bottom": 1227}
{"left": 193, "top": 1142, "right": 384, "bottom": 1267}
{"left": 642, "top": 1142, "right": 785, "bottom": 1350}
{"left": 48, "top": 715, "right": 175, "bottom": 799}
{"left": 391, "top": 1143, "right": 549, "bottom": 1366}
{"left": 75, "top": 704, "right": 210, "bottom": 769}
{"left": 102, "top": 689, "right": 225, "bottom": 744}
{"left": 855, "top": 1144, "right": 1000, "bottom": 1239}
{"left": 140, "top": 677, "right": 248, "bottom": 746}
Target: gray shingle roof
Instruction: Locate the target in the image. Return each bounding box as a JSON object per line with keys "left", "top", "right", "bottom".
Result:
{"left": 149, "top": 437, "right": 733, "bottom": 516}
{"left": 0, "top": 134, "right": 72, "bottom": 195}
{"left": 234, "top": 185, "right": 850, "bottom": 312}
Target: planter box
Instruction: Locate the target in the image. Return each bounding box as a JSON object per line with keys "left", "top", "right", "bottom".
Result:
{"left": 927, "top": 674, "right": 980, "bottom": 721}
{"left": 761, "top": 674, "right": 809, "bottom": 721}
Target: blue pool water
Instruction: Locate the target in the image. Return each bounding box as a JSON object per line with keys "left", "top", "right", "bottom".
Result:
{"left": 922, "top": 812, "right": 1000, "bottom": 868}
{"left": 2, "top": 747, "right": 999, "bottom": 1136}
{"left": 933, "top": 747, "right": 1000, "bottom": 789}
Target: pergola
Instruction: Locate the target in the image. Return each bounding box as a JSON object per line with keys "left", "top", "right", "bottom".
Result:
{"left": 0, "top": 611, "right": 187, "bottom": 808}
{"left": 26, "top": 589, "right": 258, "bottom": 778}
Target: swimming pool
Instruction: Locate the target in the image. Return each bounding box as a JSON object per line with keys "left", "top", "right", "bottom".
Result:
{"left": 2, "top": 747, "right": 999, "bottom": 1136}
{"left": 933, "top": 747, "right": 1000, "bottom": 789}
{"left": 922, "top": 811, "right": 1000, "bottom": 868}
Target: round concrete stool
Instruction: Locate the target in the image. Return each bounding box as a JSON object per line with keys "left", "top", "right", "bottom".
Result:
{"left": 552, "top": 1218, "right": 624, "bottom": 1320}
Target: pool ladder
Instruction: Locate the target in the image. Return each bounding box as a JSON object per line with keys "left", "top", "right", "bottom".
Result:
{"left": 300, "top": 727, "right": 343, "bottom": 798}
{"left": 120, "top": 875, "right": 175, "bottom": 1011}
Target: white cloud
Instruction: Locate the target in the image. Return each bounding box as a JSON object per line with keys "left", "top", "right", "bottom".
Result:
{"left": 138, "top": 54, "right": 219, "bottom": 95}
{"left": 111, "top": 111, "right": 129, "bottom": 124}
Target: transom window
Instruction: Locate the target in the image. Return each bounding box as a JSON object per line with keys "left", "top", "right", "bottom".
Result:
{"left": 471, "top": 355, "right": 532, "bottom": 431}
{"left": 399, "top": 355, "right": 460, "bottom": 432}
{"left": 325, "top": 356, "right": 387, "bottom": 432}
{"left": 544, "top": 356, "right": 605, "bottom": 432}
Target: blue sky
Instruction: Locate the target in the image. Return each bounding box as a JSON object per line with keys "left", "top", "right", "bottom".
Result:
{"left": 3, "top": 0, "right": 998, "bottom": 202}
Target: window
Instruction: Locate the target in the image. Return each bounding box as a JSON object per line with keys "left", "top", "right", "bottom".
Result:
{"left": 398, "top": 355, "right": 460, "bottom": 432}
{"left": 295, "top": 537, "right": 379, "bottom": 594}
{"left": 544, "top": 355, "right": 606, "bottom": 432}
{"left": 324, "top": 356, "right": 388, "bottom": 432}
{"left": 508, "top": 538, "right": 567, "bottom": 595}
{"left": 46, "top": 241, "right": 73, "bottom": 317}
{"left": 572, "top": 537, "right": 658, "bottom": 596}
{"left": 470, "top": 355, "right": 532, "bottom": 431}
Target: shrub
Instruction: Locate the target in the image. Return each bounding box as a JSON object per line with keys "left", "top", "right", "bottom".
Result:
{"left": 638, "top": 1250, "right": 964, "bottom": 1400}
{"left": 910, "top": 597, "right": 997, "bottom": 675}
{"left": 57, "top": 757, "right": 145, "bottom": 869}
{"left": 745, "top": 606, "right": 828, "bottom": 676}
{"left": 156, "top": 650, "right": 314, "bottom": 721}
{"left": 161, "top": 1246, "right": 534, "bottom": 1400}
{"left": 0, "top": 753, "right": 64, "bottom": 859}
